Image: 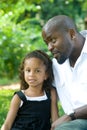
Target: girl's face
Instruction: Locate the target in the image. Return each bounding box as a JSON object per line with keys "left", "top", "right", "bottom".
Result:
{"left": 24, "top": 57, "right": 48, "bottom": 88}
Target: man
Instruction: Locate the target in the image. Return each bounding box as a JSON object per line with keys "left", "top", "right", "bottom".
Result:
{"left": 42, "top": 15, "right": 87, "bottom": 130}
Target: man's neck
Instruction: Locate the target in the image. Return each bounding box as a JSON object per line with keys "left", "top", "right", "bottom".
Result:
{"left": 69, "top": 34, "right": 85, "bottom": 67}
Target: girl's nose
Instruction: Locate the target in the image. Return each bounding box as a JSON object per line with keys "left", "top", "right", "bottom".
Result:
{"left": 29, "top": 71, "right": 34, "bottom": 76}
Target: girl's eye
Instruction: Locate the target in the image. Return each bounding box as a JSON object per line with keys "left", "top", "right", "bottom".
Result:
{"left": 36, "top": 69, "right": 40, "bottom": 72}
{"left": 26, "top": 69, "right": 30, "bottom": 72}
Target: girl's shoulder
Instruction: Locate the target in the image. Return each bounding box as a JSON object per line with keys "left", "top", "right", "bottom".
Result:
{"left": 45, "top": 86, "right": 57, "bottom": 100}
{"left": 50, "top": 86, "right": 58, "bottom": 101}
{"left": 14, "top": 90, "right": 27, "bottom": 102}
{"left": 50, "top": 86, "right": 57, "bottom": 93}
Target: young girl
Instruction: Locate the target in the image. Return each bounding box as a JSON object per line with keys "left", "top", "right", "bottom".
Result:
{"left": 1, "top": 50, "right": 58, "bottom": 130}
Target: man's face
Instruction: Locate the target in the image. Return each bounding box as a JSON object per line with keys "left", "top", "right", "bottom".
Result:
{"left": 42, "top": 26, "right": 74, "bottom": 64}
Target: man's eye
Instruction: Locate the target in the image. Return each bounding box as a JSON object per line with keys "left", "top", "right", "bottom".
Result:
{"left": 52, "top": 39, "right": 56, "bottom": 43}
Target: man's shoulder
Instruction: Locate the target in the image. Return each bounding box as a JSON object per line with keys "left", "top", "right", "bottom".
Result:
{"left": 52, "top": 58, "right": 59, "bottom": 67}
{"left": 52, "top": 58, "right": 57, "bottom": 62}
{"left": 80, "top": 30, "right": 87, "bottom": 37}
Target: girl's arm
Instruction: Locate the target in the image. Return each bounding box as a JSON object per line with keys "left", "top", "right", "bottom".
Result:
{"left": 1, "top": 94, "right": 21, "bottom": 130}
{"left": 51, "top": 87, "right": 59, "bottom": 122}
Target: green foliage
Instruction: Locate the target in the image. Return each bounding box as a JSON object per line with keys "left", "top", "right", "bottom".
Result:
{"left": 0, "top": 77, "right": 19, "bottom": 85}
{"left": 0, "top": 1, "right": 47, "bottom": 79}
{"left": 40, "top": 0, "right": 87, "bottom": 22}
{"left": 0, "top": 0, "right": 87, "bottom": 80}
{"left": 58, "top": 102, "right": 64, "bottom": 117}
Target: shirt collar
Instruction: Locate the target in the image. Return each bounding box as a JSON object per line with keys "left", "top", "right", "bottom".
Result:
{"left": 81, "top": 36, "right": 87, "bottom": 54}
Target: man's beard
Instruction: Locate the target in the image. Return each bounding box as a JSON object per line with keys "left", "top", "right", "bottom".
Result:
{"left": 56, "top": 54, "right": 67, "bottom": 64}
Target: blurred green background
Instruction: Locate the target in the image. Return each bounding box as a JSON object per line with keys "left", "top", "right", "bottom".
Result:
{"left": 0, "top": 0, "right": 87, "bottom": 83}
{"left": 0, "top": 0, "right": 87, "bottom": 128}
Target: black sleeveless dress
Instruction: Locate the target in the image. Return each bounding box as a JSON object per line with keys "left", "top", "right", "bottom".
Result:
{"left": 11, "top": 91, "right": 51, "bottom": 130}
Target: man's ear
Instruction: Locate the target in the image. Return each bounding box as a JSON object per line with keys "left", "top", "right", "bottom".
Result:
{"left": 69, "top": 29, "right": 76, "bottom": 40}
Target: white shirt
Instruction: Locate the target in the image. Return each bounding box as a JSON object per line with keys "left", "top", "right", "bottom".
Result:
{"left": 52, "top": 32, "right": 87, "bottom": 115}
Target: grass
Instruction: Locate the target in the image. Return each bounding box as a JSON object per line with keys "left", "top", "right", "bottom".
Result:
{"left": 0, "top": 77, "right": 19, "bottom": 86}
{"left": 0, "top": 89, "right": 15, "bottom": 128}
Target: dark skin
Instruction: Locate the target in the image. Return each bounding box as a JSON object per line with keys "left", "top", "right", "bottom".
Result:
{"left": 42, "top": 15, "right": 87, "bottom": 129}
{"left": 42, "top": 24, "right": 84, "bottom": 67}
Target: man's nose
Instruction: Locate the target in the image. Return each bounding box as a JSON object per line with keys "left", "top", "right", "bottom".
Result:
{"left": 48, "top": 43, "right": 54, "bottom": 51}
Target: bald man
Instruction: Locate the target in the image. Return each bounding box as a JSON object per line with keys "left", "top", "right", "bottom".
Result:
{"left": 42, "top": 15, "right": 87, "bottom": 130}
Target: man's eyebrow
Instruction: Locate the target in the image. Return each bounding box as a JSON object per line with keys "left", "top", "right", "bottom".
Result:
{"left": 44, "top": 37, "right": 52, "bottom": 43}
{"left": 45, "top": 35, "right": 52, "bottom": 41}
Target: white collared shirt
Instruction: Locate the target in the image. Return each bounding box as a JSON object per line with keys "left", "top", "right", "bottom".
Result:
{"left": 52, "top": 33, "right": 87, "bottom": 115}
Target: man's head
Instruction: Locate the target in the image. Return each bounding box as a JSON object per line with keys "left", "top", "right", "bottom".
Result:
{"left": 42, "top": 15, "right": 78, "bottom": 64}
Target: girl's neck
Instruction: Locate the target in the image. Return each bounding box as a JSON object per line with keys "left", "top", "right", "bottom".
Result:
{"left": 24, "top": 87, "right": 44, "bottom": 97}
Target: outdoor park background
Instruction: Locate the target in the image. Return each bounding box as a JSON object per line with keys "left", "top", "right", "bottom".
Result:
{"left": 0, "top": 0, "right": 87, "bottom": 128}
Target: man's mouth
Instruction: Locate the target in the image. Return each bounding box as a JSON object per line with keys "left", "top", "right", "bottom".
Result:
{"left": 52, "top": 51, "right": 61, "bottom": 59}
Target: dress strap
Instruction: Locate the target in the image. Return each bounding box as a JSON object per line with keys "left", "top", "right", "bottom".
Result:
{"left": 14, "top": 91, "right": 27, "bottom": 102}
{"left": 46, "top": 91, "right": 51, "bottom": 99}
